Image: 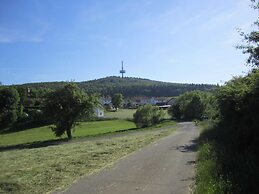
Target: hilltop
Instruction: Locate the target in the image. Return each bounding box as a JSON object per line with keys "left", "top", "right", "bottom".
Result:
{"left": 18, "top": 76, "right": 216, "bottom": 97}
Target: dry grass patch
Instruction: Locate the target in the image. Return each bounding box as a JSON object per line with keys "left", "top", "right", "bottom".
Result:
{"left": 0, "top": 125, "right": 176, "bottom": 194}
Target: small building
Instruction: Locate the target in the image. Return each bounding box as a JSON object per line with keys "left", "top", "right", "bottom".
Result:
{"left": 100, "top": 96, "right": 112, "bottom": 105}
{"left": 95, "top": 108, "right": 104, "bottom": 118}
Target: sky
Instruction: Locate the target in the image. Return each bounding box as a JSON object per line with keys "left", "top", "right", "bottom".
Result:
{"left": 0, "top": 0, "right": 258, "bottom": 85}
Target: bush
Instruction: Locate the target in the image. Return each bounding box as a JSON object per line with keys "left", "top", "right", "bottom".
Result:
{"left": 215, "top": 69, "right": 259, "bottom": 149}
{"left": 133, "top": 104, "right": 164, "bottom": 128}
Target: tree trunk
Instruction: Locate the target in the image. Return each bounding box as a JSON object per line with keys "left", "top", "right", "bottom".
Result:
{"left": 66, "top": 129, "right": 72, "bottom": 140}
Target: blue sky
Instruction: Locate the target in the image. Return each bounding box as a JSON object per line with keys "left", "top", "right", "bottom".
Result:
{"left": 0, "top": 0, "right": 257, "bottom": 85}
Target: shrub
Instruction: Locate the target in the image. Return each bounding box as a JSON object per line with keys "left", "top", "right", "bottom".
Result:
{"left": 215, "top": 69, "right": 259, "bottom": 149}
{"left": 133, "top": 104, "right": 164, "bottom": 128}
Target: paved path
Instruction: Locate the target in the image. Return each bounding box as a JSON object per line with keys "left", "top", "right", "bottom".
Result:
{"left": 57, "top": 122, "right": 198, "bottom": 194}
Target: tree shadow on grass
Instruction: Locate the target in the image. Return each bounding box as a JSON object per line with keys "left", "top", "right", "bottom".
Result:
{"left": 0, "top": 121, "right": 173, "bottom": 152}
{"left": 0, "top": 122, "right": 50, "bottom": 135}
{"left": 0, "top": 127, "right": 140, "bottom": 152}
{"left": 0, "top": 182, "right": 22, "bottom": 193}
{"left": 0, "top": 138, "right": 68, "bottom": 152}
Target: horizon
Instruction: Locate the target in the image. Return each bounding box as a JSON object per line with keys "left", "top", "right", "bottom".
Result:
{"left": 4, "top": 75, "right": 219, "bottom": 86}
{"left": 0, "top": 0, "right": 257, "bottom": 85}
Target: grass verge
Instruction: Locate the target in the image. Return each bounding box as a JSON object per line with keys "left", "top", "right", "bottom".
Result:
{"left": 0, "top": 123, "right": 176, "bottom": 194}
{"left": 194, "top": 121, "right": 259, "bottom": 194}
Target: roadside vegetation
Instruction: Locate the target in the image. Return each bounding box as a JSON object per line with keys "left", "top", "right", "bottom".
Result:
{"left": 194, "top": 1, "right": 259, "bottom": 192}
{"left": 195, "top": 69, "right": 259, "bottom": 194}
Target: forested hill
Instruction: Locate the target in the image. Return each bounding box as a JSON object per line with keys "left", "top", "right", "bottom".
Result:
{"left": 18, "top": 76, "right": 217, "bottom": 97}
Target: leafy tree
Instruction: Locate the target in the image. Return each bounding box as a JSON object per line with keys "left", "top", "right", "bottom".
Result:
{"left": 44, "top": 83, "right": 98, "bottom": 139}
{"left": 237, "top": 0, "right": 259, "bottom": 67}
{"left": 215, "top": 69, "right": 259, "bottom": 148}
{"left": 16, "top": 86, "right": 28, "bottom": 107}
{"left": 111, "top": 93, "right": 123, "bottom": 110}
{"left": 168, "top": 103, "right": 181, "bottom": 119}
{"left": 133, "top": 104, "right": 164, "bottom": 128}
{"left": 0, "top": 87, "right": 21, "bottom": 128}
{"left": 168, "top": 91, "right": 213, "bottom": 120}
{"left": 184, "top": 95, "right": 204, "bottom": 119}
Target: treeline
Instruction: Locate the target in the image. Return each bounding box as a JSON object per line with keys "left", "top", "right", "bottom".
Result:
{"left": 0, "top": 86, "right": 51, "bottom": 130}
{"left": 17, "top": 76, "right": 216, "bottom": 97}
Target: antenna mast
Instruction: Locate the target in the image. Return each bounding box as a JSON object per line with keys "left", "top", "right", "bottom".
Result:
{"left": 120, "top": 61, "right": 126, "bottom": 78}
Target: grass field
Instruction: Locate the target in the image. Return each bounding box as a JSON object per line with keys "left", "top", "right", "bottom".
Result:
{"left": 0, "top": 120, "right": 136, "bottom": 147}
{"left": 104, "top": 109, "right": 136, "bottom": 119}
{"left": 104, "top": 108, "right": 171, "bottom": 120}
{"left": 0, "top": 122, "right": 176, "bottom": 194}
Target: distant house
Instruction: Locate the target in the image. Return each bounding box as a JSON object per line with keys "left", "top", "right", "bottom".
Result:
{"left": 95, "top": 108, "right": 104, "bottom": 118}
{"left": 131, "top": 96, "right": 160, "bottom": 106}
{"left": 156, "top": 97, "right": 176, "bottom": 109}
{"left": 100, "top": 96, "right": 112, "bottom": 105}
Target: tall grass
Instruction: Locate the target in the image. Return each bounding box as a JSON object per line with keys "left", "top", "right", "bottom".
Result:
{"left": 194, "top": 121, "right": 259, "bottom": 194}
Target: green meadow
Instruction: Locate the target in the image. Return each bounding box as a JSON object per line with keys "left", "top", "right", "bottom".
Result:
{"left": 0, "top": 120, "right": 135, "bottom": 147}
{"left": 104, "top": 108, "right": 171, "bottom": 120}
{"left": 104, "top": 108, "right": 136, "bottom": 119}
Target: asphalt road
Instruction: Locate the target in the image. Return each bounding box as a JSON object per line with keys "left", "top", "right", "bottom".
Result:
{"left": 57, "top": 122, "right": 199, "bottom": 194}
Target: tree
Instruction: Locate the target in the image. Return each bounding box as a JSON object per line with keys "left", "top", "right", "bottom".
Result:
{"left": 44, "top": 83, "right": 98, "bottom": 139}
{"left": 133, "top": 104, "right": 164, "bottom": 128}
{"left": 0, "top": 87, "right": 21, "bottom": 129}
{"left": 237, "top": 0, "right": 259, "bottom": 67}
{"left": 168, "top": 91, "right": 209, "bottom": 120}
{"left": 168, "top": 103, "right": 181, "bottom": 119}
{"left": 184, "top": 95, "right": 204, "bottom": 119}
{"left": 111, "top": 93, "right": 123, "bottom": 110}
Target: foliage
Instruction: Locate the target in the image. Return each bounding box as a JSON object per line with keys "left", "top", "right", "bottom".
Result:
{"left": 111, "top": 93, "right": 123, "bottom": 110}
{"left": 215, "top": 69, "right": 259, "bottom": 149}
{"left": 195, "top": 120, "right": 259, "bottom": 194}
{"left": 133, "top": 104, "right": 164, "bottom": 128}
{"left": 17, "top": 76, "right": 217, "bottom": 97}
{"left": 44, "top": 83, "right": 98, "bottom": 139}
{"left": 0, "top": 87, "right": 21, "bottom": 129}
{"left": 168, "top": 91, "right": 216, "bottom": 120}
{"left": 195, "top": 71, "right": 259, "bottom": 193}
{"left": 168, "top": 103, "right": 181, "bottom": 119}
{"left": 237, "top": 0, "right": 259, "bottom": 67}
